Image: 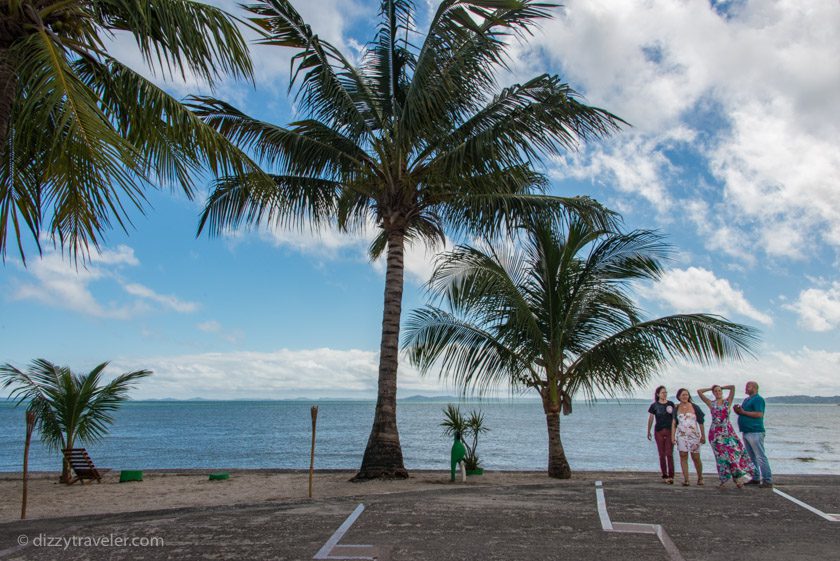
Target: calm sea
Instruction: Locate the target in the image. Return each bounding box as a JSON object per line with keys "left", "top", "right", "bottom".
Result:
{"left": 1, "top": 400, "right": 837, "bottom": 475}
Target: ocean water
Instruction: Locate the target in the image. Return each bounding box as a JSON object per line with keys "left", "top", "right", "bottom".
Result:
{"left": 0, "top": 400, "right": 837, "bottom": 475}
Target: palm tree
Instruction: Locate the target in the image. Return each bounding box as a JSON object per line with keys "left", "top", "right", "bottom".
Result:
{"left": 190, "top": 0, "right": 623, "bottom": 479}
{"left": 0, "top": 0, "right": 257, "bottom": 264}
{"left": 1, "top": 359, "right": 151, "bottom": 483}
{"left": 403, "top": 217, "right": 759, "bottom": 478}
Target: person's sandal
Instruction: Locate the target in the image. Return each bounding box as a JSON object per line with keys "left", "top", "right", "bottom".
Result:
{"left": 667, "top": 478, "right": 674, "bottom": 485}
{"left": 697, "top": 478, "right": 704, "bottom": 486}
{"left": 682, "top": 480, "right": 690, "bottom": 486}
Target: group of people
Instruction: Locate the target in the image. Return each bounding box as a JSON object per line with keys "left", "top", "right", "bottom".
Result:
{"left": 646, "top": 381, "right": 773, "bottom": 489}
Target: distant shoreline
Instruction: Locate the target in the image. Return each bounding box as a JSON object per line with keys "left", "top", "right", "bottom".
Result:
{"left": 4, "top": 395, "right": 839, "bottom": 404}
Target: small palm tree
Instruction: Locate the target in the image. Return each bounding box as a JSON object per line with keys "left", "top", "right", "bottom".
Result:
{"left": 441, "top": 404, "right": 488, "bottom": 470}
{"left": 403, "top": 217, "right": 759, "bottom": 478}
{"left": 190, "top": 0, "right": 623, "bottom": 479}
{"left": 0, "top": 0, "right": 257, "bottom": 263}
{"left": 1, "top": 359, "right": 151, "bottom": 483}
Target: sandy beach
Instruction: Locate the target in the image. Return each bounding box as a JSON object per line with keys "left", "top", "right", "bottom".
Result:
{"left": 0, "top": 469, "right": 619, "bottom": 523}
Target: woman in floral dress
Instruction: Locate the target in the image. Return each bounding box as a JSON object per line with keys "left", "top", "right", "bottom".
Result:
{"left": 698, "top": 384, "right": 755, "bottom": 488}
{"left": 671, "top": 388, "right": 706, "bottom": 486}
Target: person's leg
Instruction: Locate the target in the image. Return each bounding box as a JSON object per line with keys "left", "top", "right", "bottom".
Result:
{"left": 742, "top": 432, "right": 759, "bottom": 476}
{"left": 655, "top": 429, "right": 668, "bottom": 478}
{"left": 679, "top": 451, "right": 690, "bottom": 485}
{"left": 663, "top": 430, "right": 675, "bottom": 480}
{"left": 690, "top": 451, "right": 704, "bottom": 484}
{"left": 744, "top": 432, "right": 772, "bottom": 484}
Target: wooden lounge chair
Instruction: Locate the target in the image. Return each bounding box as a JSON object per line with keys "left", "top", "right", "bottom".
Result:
{"left": 62, "top": 448, "right": 110, "bottom": 485}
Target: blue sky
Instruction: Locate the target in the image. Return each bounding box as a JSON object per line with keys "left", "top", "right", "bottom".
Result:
{"left": 2, "top": 0, "right": 839, "bottom": 399}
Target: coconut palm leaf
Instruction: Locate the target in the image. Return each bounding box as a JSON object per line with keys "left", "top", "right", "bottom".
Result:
{"left": 191, "top": 0, "right": 625, "bottom": 480}
{"left": 0, "top": 358, "right": 151, "bottom": 482}
{"left": 0, "top": 0, "right": 254, "bottom": 263}
{"left": 404, "top": 216, "right": 759, "bottom": 477}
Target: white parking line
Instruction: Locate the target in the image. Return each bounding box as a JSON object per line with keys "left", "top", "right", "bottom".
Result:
{"left": 594, "top": 481, "right": 686, "bottom": 561}
{"left": 773, "top": 488, "right": 840, "bottom": 522}
{"left": 313, "top": 503, "right": 375, "bottom": 560}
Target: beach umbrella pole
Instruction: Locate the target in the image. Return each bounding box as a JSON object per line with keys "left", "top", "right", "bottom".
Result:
{"left": 309, "top": 405, "right": 318, "bottom": 498}
{"left": 21, "top": 411, "right": 35, "bottom": 520}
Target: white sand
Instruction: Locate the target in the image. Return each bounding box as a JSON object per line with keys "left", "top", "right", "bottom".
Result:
{"left": 0, "top": 470, "right": 611, "bottom": 522}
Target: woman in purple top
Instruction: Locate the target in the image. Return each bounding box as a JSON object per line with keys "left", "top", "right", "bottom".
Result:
{"left": 647, "top": 386, "right": 675, "bottom": 484}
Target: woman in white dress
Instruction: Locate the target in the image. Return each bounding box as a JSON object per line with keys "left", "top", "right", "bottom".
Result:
{"left": 671, "top": 388, "right": 706, "bottom": 486}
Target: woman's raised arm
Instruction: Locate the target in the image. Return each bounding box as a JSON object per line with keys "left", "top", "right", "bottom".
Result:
{"left": 696, "top": 388, "right": 713, "bottom": 407}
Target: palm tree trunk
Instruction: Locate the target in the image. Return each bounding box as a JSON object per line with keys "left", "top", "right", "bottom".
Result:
{"left": 60, "top": 433, "right": 73, "bottom": 484}
{"left": 543, "top": 397, "right": 571, "bottom": 479}
{"left": 354, "top": 227, "right": 408, "bottom": 480}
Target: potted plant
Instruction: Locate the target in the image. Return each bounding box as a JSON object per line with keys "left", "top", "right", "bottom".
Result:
{"left": 441, "top": 404, "right": 489, "bottom": 475}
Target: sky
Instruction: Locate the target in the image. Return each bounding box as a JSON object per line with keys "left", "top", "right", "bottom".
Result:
{"left": 2, "top": 0, "right": 839, "bottom": 400}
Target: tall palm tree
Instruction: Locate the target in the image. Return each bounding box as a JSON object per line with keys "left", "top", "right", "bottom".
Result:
{"left": 0, "top": 358, "right": 151, "bottom": 483}
{"left": 403, "top": 218, "right": 759, "bottom": 478}
{"left": 0, "top": 0, "right": 257, "bottom": 264}
{"left": 190, "top": 0, "right": 623, "bottom": 479}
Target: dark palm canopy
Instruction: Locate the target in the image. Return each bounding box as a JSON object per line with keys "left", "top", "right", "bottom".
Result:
{"left": 403, "top": 218, "right": 759, "bottom": 478}
{"left": 191, "top": 0, "right": 623, "bottom": 479}
{"left": 0, "top": 0, "right": 255, "bottom": 263}
{"left": 0, "top": 358, "right": 151, "bottom": 482}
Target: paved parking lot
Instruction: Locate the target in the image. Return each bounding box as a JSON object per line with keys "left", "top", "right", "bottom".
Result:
{"left": 1, "top": 474, "right": 838, "bottom": 560}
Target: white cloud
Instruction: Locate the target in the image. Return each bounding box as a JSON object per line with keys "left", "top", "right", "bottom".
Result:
{"left": 253, "top": 219, "right": 450, "bottom": 285}
{"left": 260, "top": 222, "right": 373, "bottom": 257}
{"left": 197, "top": 320, "right": 222, "bottom": 333}
{"left": 637, "top": 266, "right": 772, "bottom": 325}
{"left": 123, "top": 283, "right": 200, "bottom": 313}
{"left": 661, "top": 347, "right": 840, "bottom": 398}
{"left": 105, "top": 343, "right": 840, "bottom": 399}
{"left": 683, "top": 198, "right": 756, "bottom": 266}
{"left": 536, "top": 0, "right": 840, "bottom": 260}
{"left": 109, "top": 348, "right": 448, "bottom": 399}
{"left": 551, "top": 128, "right": 693, "bottom": 215}
{"left": 784, "top": 281, "right": 840, "bottom": 332}
{"left": 10, "top": 246, "right": 198, "bottom": 319}
{"left": 196, "top": 319, "right": 244, "bottom": 343}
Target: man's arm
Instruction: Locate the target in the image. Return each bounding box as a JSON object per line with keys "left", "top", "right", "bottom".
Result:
{"left": 736, "top": 409, "right": 763, "bottom": 418}
{"left": 734, "top": 396, "right": 765, "bottom": 418}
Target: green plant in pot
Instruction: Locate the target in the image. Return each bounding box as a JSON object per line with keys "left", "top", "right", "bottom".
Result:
{"left": 441, "top": 405, "right": 489, "bottom": 474}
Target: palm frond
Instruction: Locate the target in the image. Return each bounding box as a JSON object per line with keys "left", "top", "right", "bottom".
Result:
{"left": 198, "top": 173, "right": 342, "bottom": 235}
{"left": 405, "top": 216, "right": 759, "bottom": 412}
{"left": 402, "top": 1, "right": 556, "bottom": 151}
{"left": 363, "top": 0, "right": 416, "bottom": 119}
{"left": 96, "top": 0, "right": 254, "bottom": 84}
{"left": 244, "top": 0, "right": 380, "bottom": 136}
{"left": 16, "top": 31, "right": 147, "bottom": 262}
{"left": 417, "top": 74, "right": 623, "bottom": 177}
{"left": 74, "top": 56, "right": 264, "bottom": 196}
{"left": 187, "top": 96, "right": 370, "bottom": 177}
{"left": 402, "top": 306, "right": 537, "bottom": 394}
{"left": 0, "top": 359, "right": 151, "bottom": 451}
{"left": 565, "top": 314, "right": 759, "bottom": 403}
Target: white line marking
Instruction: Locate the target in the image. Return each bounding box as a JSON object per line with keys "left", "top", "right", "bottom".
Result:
{"left": 314, "top": 503, "right": 374, "bottom": 560}
{"left": 594, "top": 482, "right": 686, "bottom": 561}
{"left": 594, "top": 481, "right": 613, "bottom": 531}
{"left": 773, "top": 488, "right": 840, "bottom": 522}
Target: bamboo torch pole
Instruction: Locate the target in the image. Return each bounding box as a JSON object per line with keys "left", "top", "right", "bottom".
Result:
{"left": 308, "top": 405, "right": 318, "bottom": 498}
{"left": 21, "top": 411, "right": 35, "bottom": 520}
